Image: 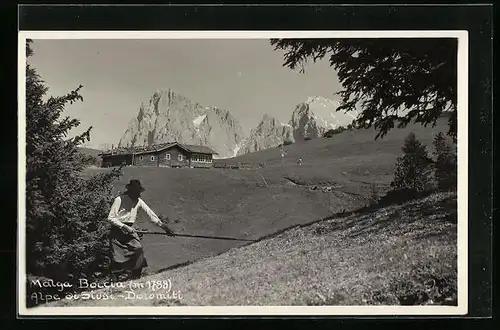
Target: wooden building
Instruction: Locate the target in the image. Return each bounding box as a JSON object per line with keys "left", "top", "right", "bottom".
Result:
{"left": 99, "top": 142, "right": 218, "bottom": 168}
{"left": 98, "top": 150, "right": 133, "bottom": 167}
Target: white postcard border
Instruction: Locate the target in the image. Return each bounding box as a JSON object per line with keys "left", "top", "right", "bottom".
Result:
{"left": 17, "top": 30, "right": 469, "bottom": 316}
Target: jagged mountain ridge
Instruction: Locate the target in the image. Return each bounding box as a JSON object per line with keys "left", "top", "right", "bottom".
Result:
{"left": 236, "top": 114, "right": 294, "bottom": 156}
{"left": 118, "top": 90, "right": 360, "bottom": 158}
{"left": 236, "top": 96, "right": 360, "bottom": 156}
{"left": 118, "top": 89, "right": 246, "bottom": 159}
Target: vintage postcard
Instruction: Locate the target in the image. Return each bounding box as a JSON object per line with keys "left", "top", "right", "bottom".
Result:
{"left": 18, "top": 30, "right": 468, "bottom": 316}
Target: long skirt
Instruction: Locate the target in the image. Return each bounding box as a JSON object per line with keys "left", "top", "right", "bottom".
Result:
{"left": 110, "top": 225, "right": 148, "bottom": 277}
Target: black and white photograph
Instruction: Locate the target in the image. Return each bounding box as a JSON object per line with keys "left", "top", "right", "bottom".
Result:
{"left": 18, "top": 30, "right": 468, "bottom": 316}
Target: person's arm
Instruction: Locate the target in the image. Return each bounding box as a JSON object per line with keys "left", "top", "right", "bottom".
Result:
{"left": 107, "top": 197, "right": 127, "bottom": 229}
{"left": 139, "top": 199, "right": 175, "bottom": 235}
{"left": 138, "top": 199, "right": 162, "bottom": 226}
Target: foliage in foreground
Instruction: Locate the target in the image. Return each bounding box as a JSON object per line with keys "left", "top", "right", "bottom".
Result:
{"left": 270, "top": 38, "right": 457, "bottom": 141}
{"left": 25, "top": 39, "right": 123, "bottom": 305}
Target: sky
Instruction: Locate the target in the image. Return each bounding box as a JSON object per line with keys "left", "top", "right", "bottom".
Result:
{"left": 28, "top": 39, "right": 342, "bottom": 150}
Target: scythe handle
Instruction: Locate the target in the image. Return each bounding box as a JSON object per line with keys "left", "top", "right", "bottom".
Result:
{"left": 136, "top": 230, "right": 256, "bottom": 242}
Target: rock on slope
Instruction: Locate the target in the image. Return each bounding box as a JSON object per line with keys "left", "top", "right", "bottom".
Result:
{"left": 236, "top": 114, "right": 294, "bottom": 156}
{"left": 289, "top": 96, "right": 359, "bottom": 140}
{"left": 118, "top": 89, "right": 246, "bottom": 158}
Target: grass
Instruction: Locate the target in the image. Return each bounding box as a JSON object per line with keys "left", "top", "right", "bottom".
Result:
{"left": 41, "top": 119, "right": 458, "bottom": 307}
{"left": 80, "top": 119, "right": 449, "bottom": 274}
{"left": 47, "top": 191, "right": 457, "bottom": 307}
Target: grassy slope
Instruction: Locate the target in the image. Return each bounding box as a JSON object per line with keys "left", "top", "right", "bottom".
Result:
{"left": 82, "top": 119, "right": 449, "bottom": 274}
{"left": 50, "top": 191, "right": 457, "bottom": 306}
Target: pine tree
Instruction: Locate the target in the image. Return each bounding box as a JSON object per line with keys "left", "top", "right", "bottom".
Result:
{"left": 270, "top": 38, "right": 457, "bottom": 141}
{"left": 432, "top": 132, "right": 457, "bottom": 191}
{"left": 390, "top": 132, "right": 434, "bottom": 193}
{"left": 25, "top": 39, "right": 123, "bottom": 282}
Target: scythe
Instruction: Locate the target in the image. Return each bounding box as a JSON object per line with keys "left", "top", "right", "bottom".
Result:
{"left": 136, "top": 228, "right": 256, "bottom": 242}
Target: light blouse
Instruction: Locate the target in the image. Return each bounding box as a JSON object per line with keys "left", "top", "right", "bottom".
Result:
{"left": 107, "top": 194, "right": 162, "bottom": 228}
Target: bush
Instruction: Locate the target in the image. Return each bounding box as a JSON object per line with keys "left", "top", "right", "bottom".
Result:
{"left": 432, "top": 132, "right": 457, "bottom": 191}
{"left": 304, "top": 136, "right": 312, "bottom": 141}
{"left": 25, "top": 39, "right": 122, "bottom": 295}
{"left": 390, "top": 132, "right": 434, "bottom": 193}
{"left": 283, "top": 139, "right": 294, "bottom": 146}
{"left": 376, "top": 188, "right": 426, "bottom": 208}
{"left": 77, "top": 151, "right": 102, "bottom": 167}
{"left": 323, "top": 126, "right": 346, "bottom": 138}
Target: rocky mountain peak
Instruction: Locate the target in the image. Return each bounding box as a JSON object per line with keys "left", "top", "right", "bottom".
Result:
{"left": 118, "top": 88, "right": 245, "bottom": 158}
{"left": 289, "top": 95, "right": 358, "bottom": 140}
{"left": 236, "top": 113, "right": 295, "bottom": 156}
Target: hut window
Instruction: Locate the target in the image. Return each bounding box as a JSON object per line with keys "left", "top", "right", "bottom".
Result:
{"left": 166, "top": 153, "right": 171, "bottom": 160}
{"left": 151, "top": 156, "right": 155, "bottom": 161}
{"left": 139, "top": 156, "right": 143, "bottom": 161}
{"left": 178, "top": 154, "right": 183, "bottom": 161}
{"left": 199, "top": 155, "right": 210, "bottom": 163}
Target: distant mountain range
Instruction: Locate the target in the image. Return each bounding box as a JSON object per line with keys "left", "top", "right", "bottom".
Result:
{"left": 116, "top": 88, "right": 360, "bottom": 158}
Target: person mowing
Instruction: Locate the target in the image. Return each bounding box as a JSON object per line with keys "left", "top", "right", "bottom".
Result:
{"left": 107, "top": 179, "right": 174, "bottom": 280}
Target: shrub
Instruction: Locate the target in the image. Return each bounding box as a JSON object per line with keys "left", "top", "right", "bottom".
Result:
{"left": 25, "top": 39, "right": 122, "bottom": 295}
{"left": 323, "top": 126, "right": 346, "bottom": 138}
{"left": 304, "top": 136, "right": 312, "bottom": 141}
{"left": 323, "top": 130, "right": 334, "bottom": 138}
{"left": 376, "top": 188, "right": 424, "bottom": 208}
{"left": 390, "top": 132, "right": 434, "bottom": 193}
{"left": 77, "top": 151, "right": 102, "bottom": 167}
{"left": 283, "top": 138, "right": 294, "bottom": 146}
{"left": 432, "top": 132, "right": 457, "bottom": 191}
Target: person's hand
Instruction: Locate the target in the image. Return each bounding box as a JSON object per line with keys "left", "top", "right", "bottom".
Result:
{"left": 160, "top": 223, "right": 175, "bottom": 236}
{"left": 122, "top": 225, "right": 136, "bottom": 235}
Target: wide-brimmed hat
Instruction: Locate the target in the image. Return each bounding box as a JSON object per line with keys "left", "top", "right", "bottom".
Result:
{"left": 125, "top": 179, "right": 145, "bottom": 192}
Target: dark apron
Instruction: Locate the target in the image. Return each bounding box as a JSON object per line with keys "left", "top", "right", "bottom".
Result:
{"left": 110, "top": 223, "right": 148, "bottom": 276}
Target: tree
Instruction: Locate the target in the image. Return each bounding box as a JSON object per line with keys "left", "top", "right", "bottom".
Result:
{"left": 390, "top": 132, "right": 434, "bottom": 193}
{"left": 432, "top": 132, "right": 457, "bottom": 191}
{"left": 270, "top": 38, "right": 457, "bottom": 141}
{"left": 25, "top": 39, "right": 122, "bottom": 284}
